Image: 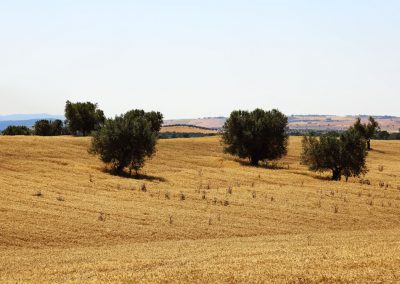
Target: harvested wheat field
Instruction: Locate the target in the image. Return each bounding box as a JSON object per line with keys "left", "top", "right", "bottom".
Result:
{"left": 1, "top": 136, "right": 400, "bottom": 283}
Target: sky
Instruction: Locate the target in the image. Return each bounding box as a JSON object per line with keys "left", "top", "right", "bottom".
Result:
{"left": 0, "top": 0, "right": 399, "bottom": 119}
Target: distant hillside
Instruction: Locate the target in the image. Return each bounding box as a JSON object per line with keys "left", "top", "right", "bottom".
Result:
{"left": 164, "top": 115, "right": 400, "bottom": 132}
{"left": 161, "top": 125, "right": 219, "bottom": 134}
{"left": 0, "top": 115, "right": 64, "bottom": 131}
{"left": 163, "top": 117, "right": 226, "bottom": 129}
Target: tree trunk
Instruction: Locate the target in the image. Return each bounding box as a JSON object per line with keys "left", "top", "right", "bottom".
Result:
{"left": 115, "top": 164, "right": 124, "bottom": 175}
{"left": 250, "top": 156, "right": 259, "bottom": 166}
{"left": 367, "top": 139, "right": 371, "bottom": 150}
{"left": 332, "top": 168, "right": 341, "bottom": 181}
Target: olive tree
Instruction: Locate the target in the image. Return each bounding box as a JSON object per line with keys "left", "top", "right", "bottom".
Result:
{"left": 353, "top": 116, "right": 379, "bottom": 150}
{"left": 301, "top": 128, "right": 368, "bottom": 181}
{"left": 90, "top": 109, "right": 163, "bottom": 176}
{"left": 222, "top": 109, "right": 288, "bottom": 166}
{"left": 65, "top": 101, "right": 105, "bottom": 136}
{"left": 34, "top": 119, "right": 64, "bottom": 136}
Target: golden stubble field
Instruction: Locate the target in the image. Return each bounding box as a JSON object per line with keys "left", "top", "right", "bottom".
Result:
{"left": 1, "top": 136, "right": 400, "bottom": 283}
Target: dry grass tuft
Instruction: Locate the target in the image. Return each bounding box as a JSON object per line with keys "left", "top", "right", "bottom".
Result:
{"left": 33, "top": 191, "right": 43, "bottom": 197}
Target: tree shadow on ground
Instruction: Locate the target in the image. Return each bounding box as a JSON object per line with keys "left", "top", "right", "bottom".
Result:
{"left": 101, "top": 168, "right": 167, "bottom": 182}
{"left": 235, "top": 158, "right": 290, "bottom": 170}
{"left": 370, "top": 148, "right": 386, "bottom": 154}
{"left": 292, "top": 171, "right": 333, "bottom": 181}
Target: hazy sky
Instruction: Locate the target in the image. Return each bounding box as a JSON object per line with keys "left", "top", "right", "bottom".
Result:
{"left": 1, "top": 0, "right": 399, "bottom": 119}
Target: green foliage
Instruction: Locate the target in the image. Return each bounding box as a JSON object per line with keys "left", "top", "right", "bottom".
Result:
{"left": 34, "top": 120, "right": 52, "bottom": 136}
{"left": 90, "top": 109, "right": 163, "bottom": 176}
{"left": 374, "top": 130, "right": 390, "bottom": 140}
{"left": 374, "top": 130, "right": 400, "bottom": 140}
{"left": 222, "top": 109, "right": 288, "bottom": 166}
{"left": 353, "top": 116, "right": 379, "bottom": 150}
{"left": 51, "top": 119, "right": 63, "bottom": 135}
{"left": 65, "top": 101, "right": 105, "bottom": 136}
{"left": 301, "top": 129, "right": 368, "bottom": 181}
{"left": 2, "top": 125, "right": 32, "bottom": 136}
{"left": 34, "top": 119, "right": 64, "bottom": 136}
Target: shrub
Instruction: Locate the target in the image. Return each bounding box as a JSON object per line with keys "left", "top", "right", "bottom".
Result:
{"left": 2, "top": 125, "right": 32, "bottom": 135}
{"left": 222, "top": 108, "right": 288, "bottom": 166}
{"left": 90, "top": 109, "right": 163, "bottom": 176}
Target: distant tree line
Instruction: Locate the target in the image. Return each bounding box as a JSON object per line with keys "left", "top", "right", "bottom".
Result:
{"left": 374, "top": 130, "right": 400, "bottom": 140}
{"left": 2, "top": 125, "right": 32, "bottom": 135}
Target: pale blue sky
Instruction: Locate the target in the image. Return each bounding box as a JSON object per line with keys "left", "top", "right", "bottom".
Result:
{"left": 1, "top": 0, "right": 399, "bottom": 118}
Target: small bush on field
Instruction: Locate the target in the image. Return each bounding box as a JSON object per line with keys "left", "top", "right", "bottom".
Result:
{"left": 360, "top": 179, "right": 371, "bottom": 185}
{"left": 333, "top": 204, "right": 339, "bottom": 213}
{"left": 98, "top": 212, "right": 106, "bottom": 221}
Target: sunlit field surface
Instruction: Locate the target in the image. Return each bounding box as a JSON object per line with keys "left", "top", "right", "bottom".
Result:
{"left": 1, "top": 136, "right": 400, "bottom": 283}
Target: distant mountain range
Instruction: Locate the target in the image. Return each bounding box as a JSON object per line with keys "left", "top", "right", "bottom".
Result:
{"left": 0, "top": 114, "right": 65, "bottom": 131}
{"left": 0, "top": 113, "right": 64, "bottom": 121}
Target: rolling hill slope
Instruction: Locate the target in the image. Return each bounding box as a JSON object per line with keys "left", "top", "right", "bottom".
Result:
{"left": 1, "top": 136, "right": 400, "bottom": 283}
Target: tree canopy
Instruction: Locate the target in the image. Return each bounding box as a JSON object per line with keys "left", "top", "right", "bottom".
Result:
{"left": 34, "top": 119, "right": 64, "bottom": 136}
{"left": 222, "top": 109, "right": 288, "bottom": 166}
{"left": 353, "top": 116, "right": 379, "bottom": 150}
{"left": 90, "top": 109, "right": 163, "bottom": 176}
{"left": 64, "top": 101, "right": 105, "bottom": 136}
{"left": 301, "top": 128, "right": 368, "bottom": 181}
{"left": 2, "top": 125, "right": 32, "bottom": 136}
